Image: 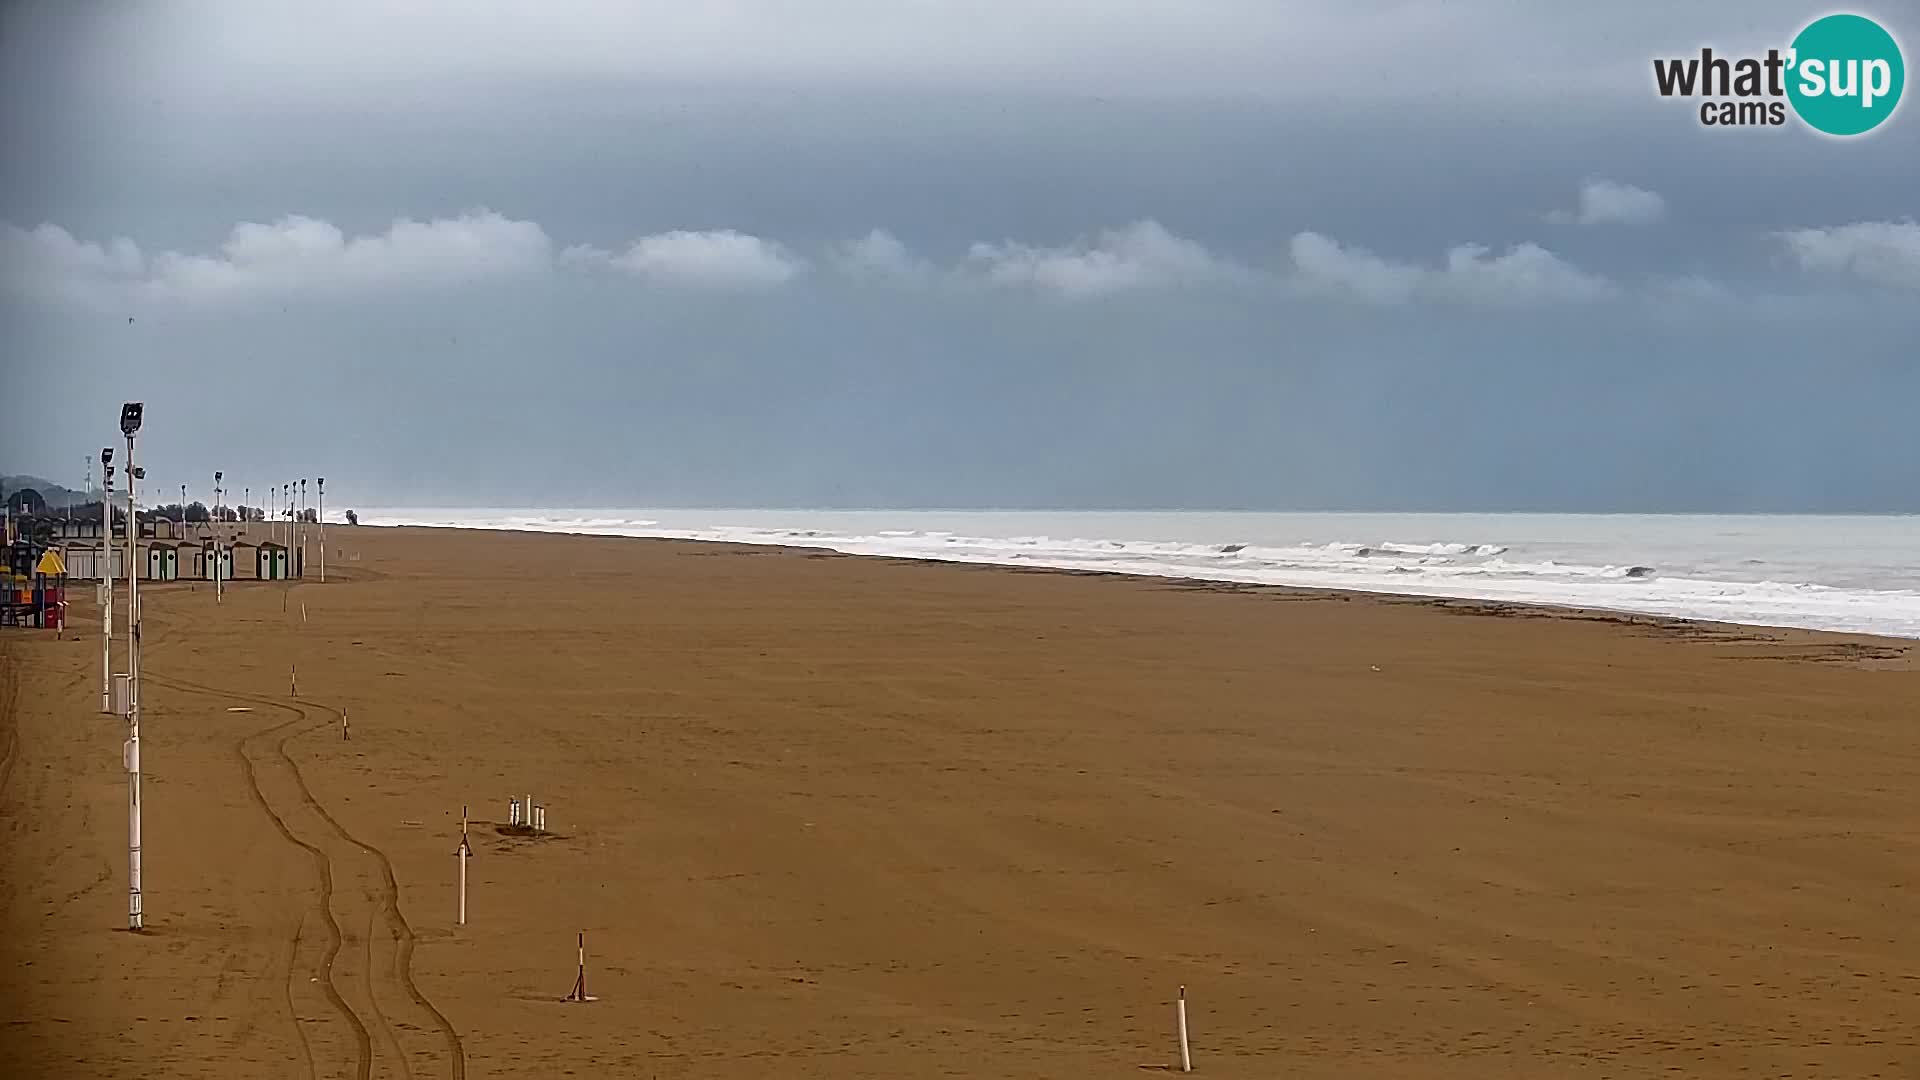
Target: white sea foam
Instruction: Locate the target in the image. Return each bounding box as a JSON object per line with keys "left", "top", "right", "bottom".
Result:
{"left": 361, "top": 509, "right": 1920, "bottom": 639}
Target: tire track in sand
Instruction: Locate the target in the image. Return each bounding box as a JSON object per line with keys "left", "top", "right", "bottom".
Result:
{"left": 178, "top": 676, "right": 366, "bottom": 1080}
{"left": 150, "top": 671, "right": 464, "bottom": 1080}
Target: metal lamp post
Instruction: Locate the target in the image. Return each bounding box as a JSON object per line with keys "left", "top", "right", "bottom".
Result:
{"left": 213, "top": 470, "right": 224, "bottom": 603}
{"left": 100, "top": 447, "right": 114, "bottom": 714}
{"left": 317, "top": 477, "right": 325, "bottom": 583}
{"left": 120, "top": 402, "right": 145, "bottom": 931}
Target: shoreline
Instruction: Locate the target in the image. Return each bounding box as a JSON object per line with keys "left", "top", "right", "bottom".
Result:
{"left": 361, "top": 522, "right": 1920, "bottom": 655}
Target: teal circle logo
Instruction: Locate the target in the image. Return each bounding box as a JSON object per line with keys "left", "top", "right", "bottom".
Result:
{"left": 1787, "top": 14, "right": 1904, "bottom": 135}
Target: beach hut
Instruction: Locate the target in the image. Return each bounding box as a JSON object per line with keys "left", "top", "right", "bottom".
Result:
{"left": 143, "top": 541, "right": 179, "bottom": 581}
{"left": 62, "top": 543, "right": 102, "bottom": 581}
{"left": 195, "top": 541, "right": 234, "bottom": 581}
{"left": 230, "top": 540, "right": 258, "bottom": 580}
{"left": 256, "top": 541, "right": 289, "bottom": 580}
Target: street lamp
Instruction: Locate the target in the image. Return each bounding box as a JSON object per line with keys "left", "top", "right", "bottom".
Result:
{"left": 317, "top": 477, "right": 325, "bottom": 583}
{"left": 119, "top": 401, "right": 144, "bottom": 932}
{"left": 213, "top": 470, "right": 224, "bottom": 603}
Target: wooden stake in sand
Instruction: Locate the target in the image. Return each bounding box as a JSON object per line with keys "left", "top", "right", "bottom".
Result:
{"left": 456, "top": 805, "right": 471, "bottom": 926}
{"left": 564, "top": 931, "right": 595, "bottom": 1002}
{"left": 341, "top": 708, "right": 350, "bottom": 741}
{"left": 1177, "top": 986, "right": 1192, "bottom": 1073}
{"left": 289, "top": 664, "right": 298, "bottom": 699}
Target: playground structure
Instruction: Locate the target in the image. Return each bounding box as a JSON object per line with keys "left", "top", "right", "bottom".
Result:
{"left": 2, "top": 533, "right": 67, "bottom": 630}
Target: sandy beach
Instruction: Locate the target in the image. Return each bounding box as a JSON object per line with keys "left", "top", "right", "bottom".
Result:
{"left": 2, "top": 524, "right": 1916, "bottom": 1079}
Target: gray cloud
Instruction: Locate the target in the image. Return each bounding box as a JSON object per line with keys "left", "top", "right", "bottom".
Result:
{"left": 51, "top": 1, "right": 1843, "bottom": 106}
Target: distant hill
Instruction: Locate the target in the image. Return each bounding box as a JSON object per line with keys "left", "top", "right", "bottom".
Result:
{"left": 1, "top": 474, "right": 88, "bottom": 510}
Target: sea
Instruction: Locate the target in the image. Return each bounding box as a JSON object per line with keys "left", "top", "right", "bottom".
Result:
{"left": 361, "top": 509, "right": 1920, "bottom": 640}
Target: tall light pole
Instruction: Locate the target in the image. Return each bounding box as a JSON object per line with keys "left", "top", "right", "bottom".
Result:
{"left": 299, "top": 479, "right": 308, "bottom": 578}
{"left": 100, "top": 447, "right": 114, "bottom": 714}
{"left": 213, "top": 470, "right": 224, "bottom": 604}
{"left": 317, "top": 477, "right": 325, "bottom": 583}
{"left": 243, "top": 486, "right": 250, "bottom": 539}
{"left": 120, "top": 402, "right": 145, "bottom": 932}
{"left": 180, "top": 483, "right": 187, "bottom": 534}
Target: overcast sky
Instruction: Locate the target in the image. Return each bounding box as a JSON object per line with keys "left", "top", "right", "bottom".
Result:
{"left": 3, "top": 1, "right": 1916, "bottom": 511}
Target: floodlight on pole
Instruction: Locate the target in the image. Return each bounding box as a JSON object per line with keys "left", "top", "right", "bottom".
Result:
{"left": 317, "top": 477, "right": 325, "bottom": 583}
{"left": 119, "top": 401, "right": 144, "bottom": 932}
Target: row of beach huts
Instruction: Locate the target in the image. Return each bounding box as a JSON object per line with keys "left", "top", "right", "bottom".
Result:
{"left": 33, "top": 517, "right": 305, "bottom": 582}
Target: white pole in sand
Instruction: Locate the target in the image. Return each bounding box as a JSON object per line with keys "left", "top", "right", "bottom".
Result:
{"left": 565, "top": 931, "right": 590, "bottom": 1001}
{"left": 213, "top": 470, "right": 223, "bottom": 605}
{"left": 457, "top": 805, "right": 470, "bottom": 926}
{"left": 1177, "top": 986, "right": 1192, "bottom": 1073}
{"left": 318, "top": 477, "right": 325, "bottom": 583}
{"left": 100, "top": 448, "right": 115, "bottom": 714}
{"left": 120, "top": 403, "right": 145, "bottom": 931}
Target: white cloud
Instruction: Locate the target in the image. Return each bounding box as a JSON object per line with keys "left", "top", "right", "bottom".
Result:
{"left": 149, "top": 211, "right": 553, "bottom": 300}
{"left": 830, "top": 229, "right": 935, "bottom": 285}
{"left": 1546, "top": 179, "right": 1667, "bottom": 226}
{"left": 1438, "top": 242, "right": 1617, "bottom": 304}
{"left": 564, "top": 229, "right": 804, "bottom": 288}
{"left": 964, "top": 220, "right": 1244, "bottom": 298}
{"left": 1779, "top": 221, "right": 1920, "bottom": 290}
{"left": 1, "top": 211, "right": 552, "bottom": 307}
{"left": 0, "top": 223, "right": 147, "bottom": 305}
{"left": 1288, "top": 232, "right": 1614, "bottom": 306}
{"left": 1287, "top": 231, "right": 1422, "bottom": 304}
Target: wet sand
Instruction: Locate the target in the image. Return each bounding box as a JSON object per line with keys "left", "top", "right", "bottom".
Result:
{"left": 2, "top": 524, "right": 1916, "bottom": 1078}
